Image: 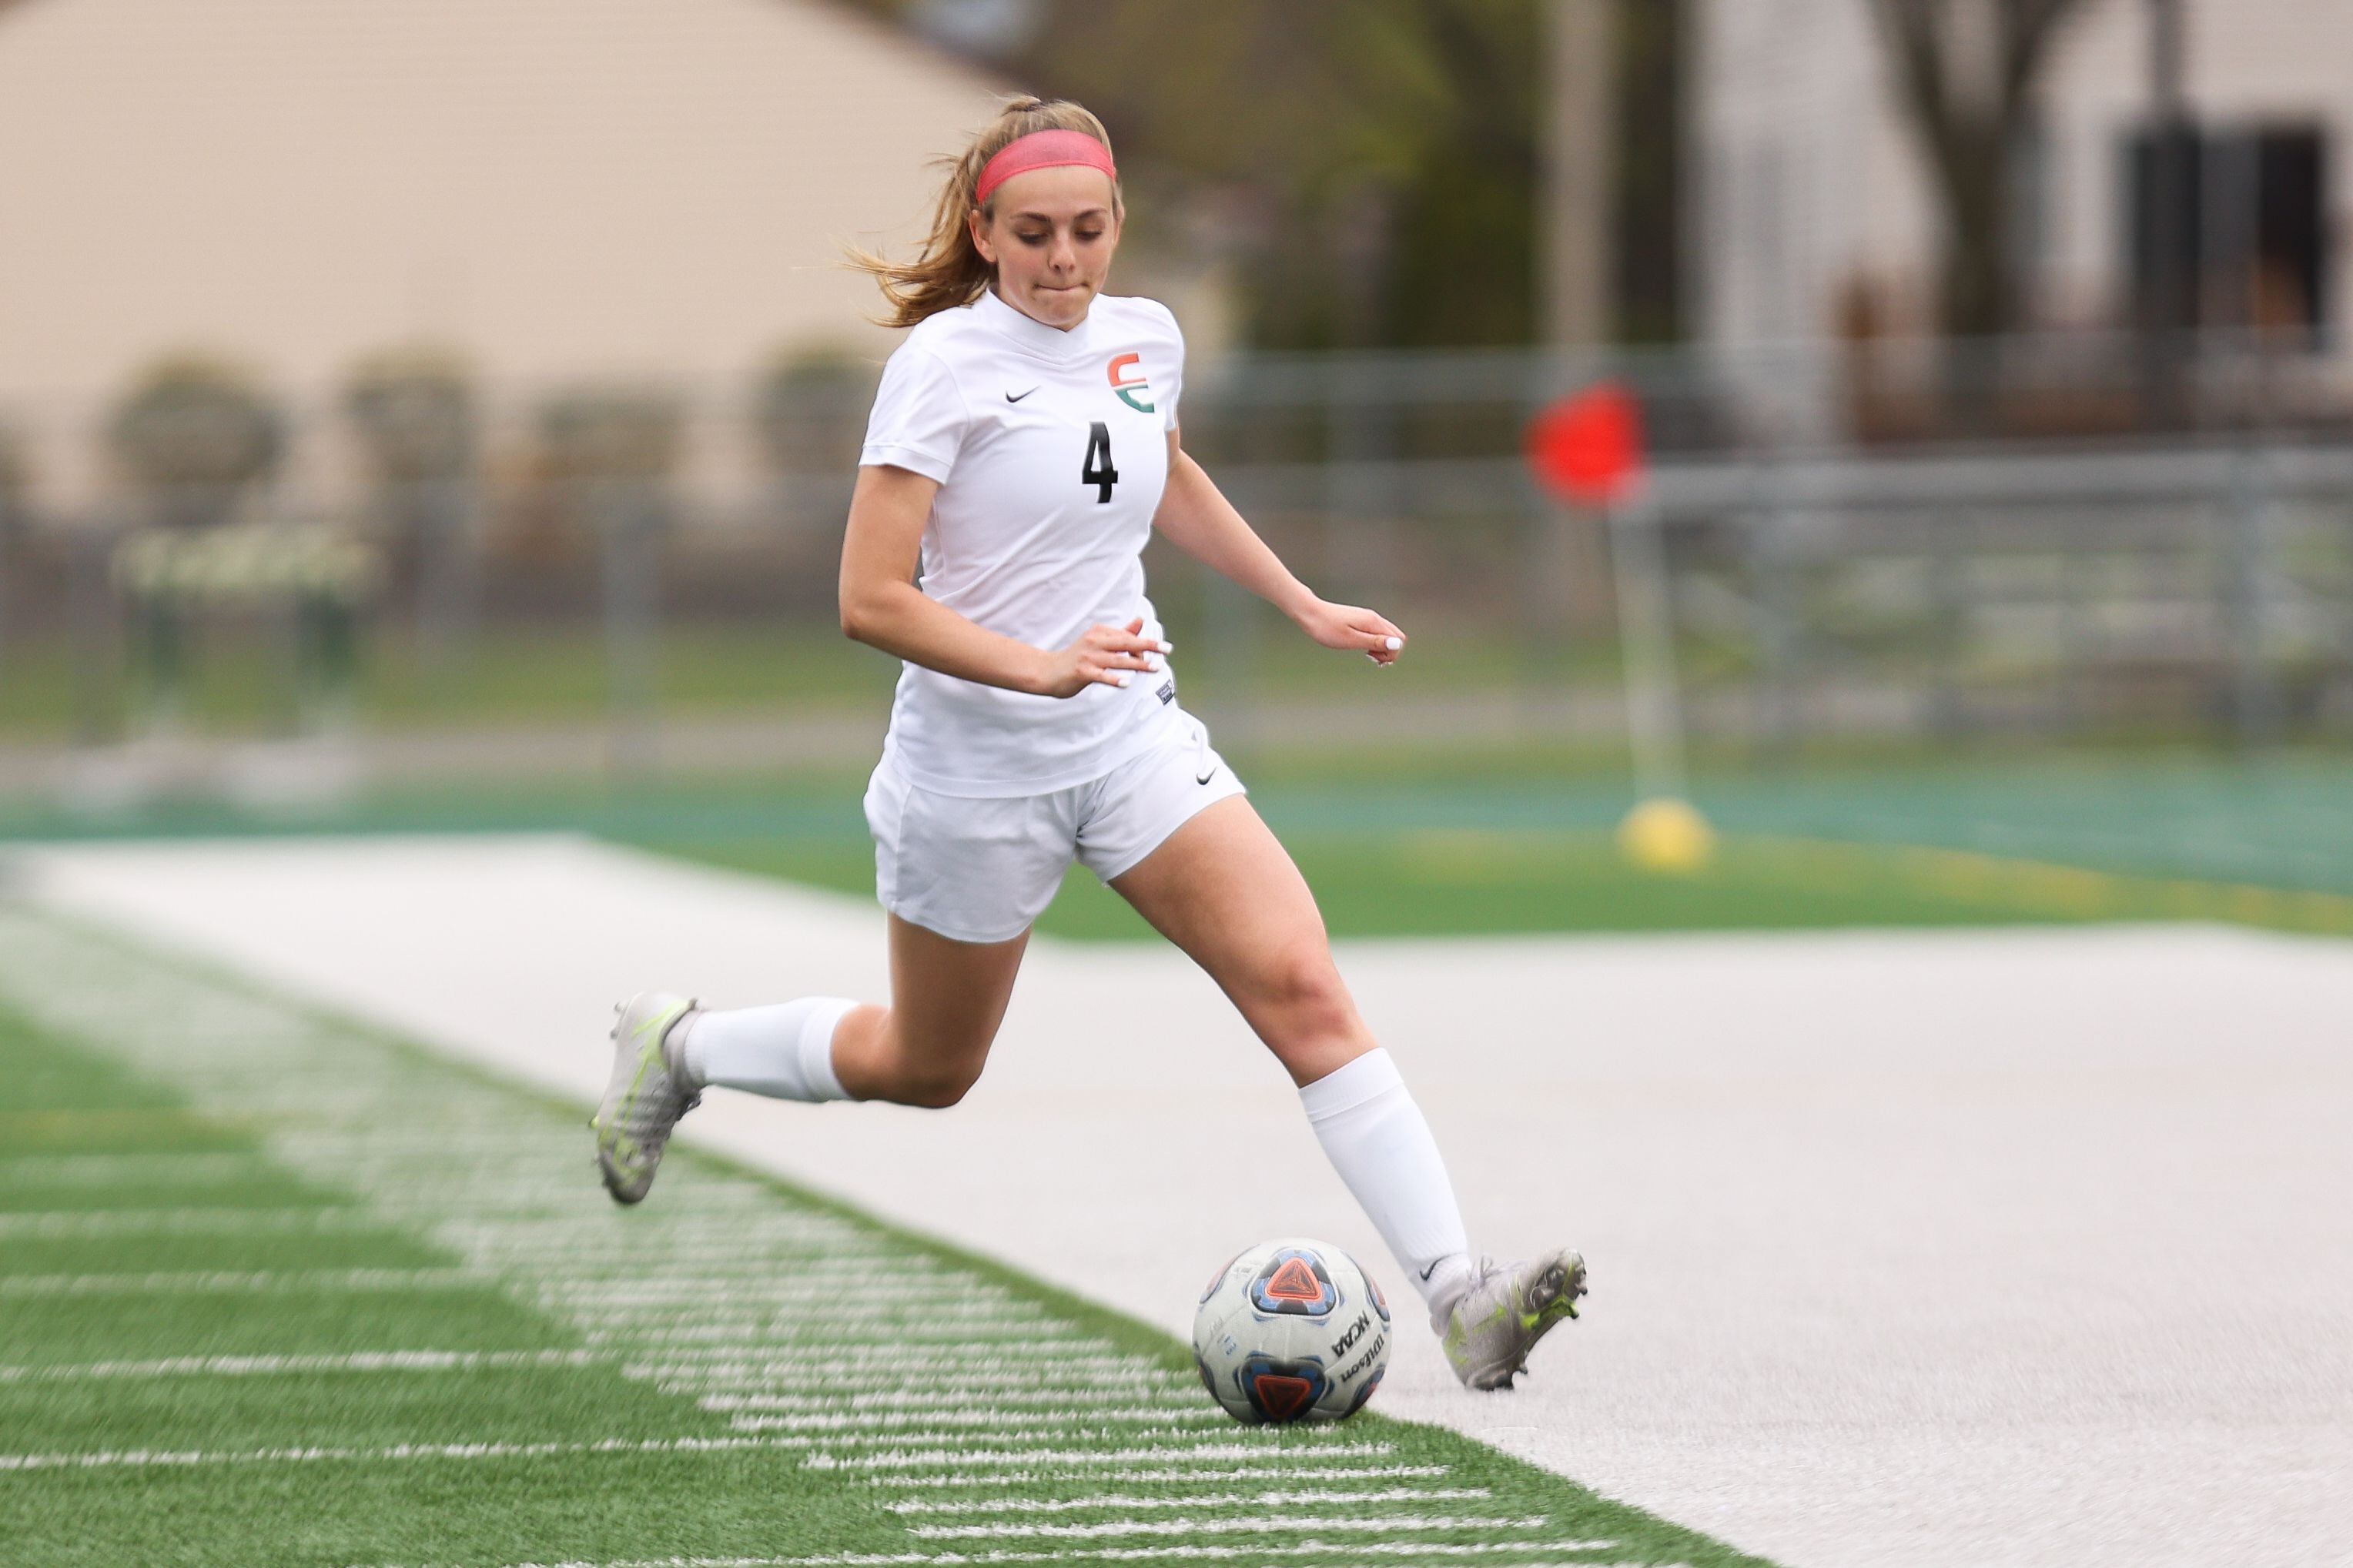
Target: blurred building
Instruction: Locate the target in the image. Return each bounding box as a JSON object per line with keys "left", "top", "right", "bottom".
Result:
{"left": 1693, "top": 0, "right": 2344, "bottom": 362}
{"left": 0, "top": 0, "right": 1028, "bottom": 499}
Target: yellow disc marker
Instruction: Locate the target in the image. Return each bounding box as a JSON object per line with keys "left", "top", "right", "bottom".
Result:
{"left": 1618, "top": 797, "right": 1716, "bottom": 874}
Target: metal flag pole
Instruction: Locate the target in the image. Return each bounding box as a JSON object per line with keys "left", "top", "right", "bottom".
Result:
{"left": 1605, "top": 479, "right": 1712, "bottom": 871}
{"left": 1526, "top": 379, "right": 1714, "bottom": 873}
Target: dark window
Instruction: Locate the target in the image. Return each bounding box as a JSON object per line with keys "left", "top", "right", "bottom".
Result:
{"left": 2251, "top": 129, "right": 2327, "bottom": 332}
{"left": 2127, "top": 122, "right": 2329, "bottom": 339}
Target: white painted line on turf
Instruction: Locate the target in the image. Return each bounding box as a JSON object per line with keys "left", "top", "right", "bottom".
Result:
{"left": 0, "top": 1207, "right": 377, "bottom": 1239}
{"left": 0, "top": 1349, "right": 602, "bottom": 1383}
{"left": 708, "top": 1404, "right": 1220, "bottom": 1431}
{"left": 727, "top": 1426, "right": 1235, "bottom": 1450}
{"left": 0, "top": 1433, "right": 815, "bottom": 1473}
{"left": 433, "top": 1547, "right": 1651, "bottom": 1567}
{"left": 623, "top": 1351, "right": 1156, "bottom": 1372}
{"left": 885, "top": 1486, "right": 1494, "bottom": 1513}
{"left": 696, "top": 1389, "right": 1194, "bottom": 1412}
{"left": 644, "top": 1371, "right": 1176, "bottom": 1393}
{"left": 872, "top": 1465, "right": 1454, "bottom": 1488}
{"left": 909, "top": 1515, "right": 1556, "bottom": 1540}
{"left": 0, "top": 1268, "right": 492, "bottom": 1298}
{"left": 654, "top": 1378, "right": 1192, "bottom": 1399}
{"left": 582, "top": 1326, "right": 1096, "bottom": 1347}
{"left": 800, "top": 1442, "right": 1395, "bottom": 1471}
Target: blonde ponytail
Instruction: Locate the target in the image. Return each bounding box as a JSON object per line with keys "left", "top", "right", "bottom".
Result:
{"left": 845, "top": 96, "right": 1122, "bottom": 330}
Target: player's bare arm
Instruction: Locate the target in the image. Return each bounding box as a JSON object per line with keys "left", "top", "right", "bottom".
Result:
{"left": 839, "top": 460, "right": 1163, "bottom": 697}
{"left": 1153, "top": 428, "right": 1407, "bottom": 666}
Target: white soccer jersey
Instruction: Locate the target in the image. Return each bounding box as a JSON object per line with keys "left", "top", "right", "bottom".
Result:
{"left": 859, "top": 287, "right": 1187, "bottom": 797}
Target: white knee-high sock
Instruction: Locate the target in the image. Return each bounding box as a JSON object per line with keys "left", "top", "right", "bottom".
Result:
{"left": 675, "top": 998, "right": 857, "bottom": 1103}
{"left": 1299, "top": 1048, "right": 1477, "bottom": 1326}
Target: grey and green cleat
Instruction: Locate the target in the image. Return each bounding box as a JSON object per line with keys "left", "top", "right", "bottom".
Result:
{"left": 1440, "top": 1249, "right": 1588, "bottom": 1391}
{"left": 591, "top": 991, "right": 701, "bottom": 1205}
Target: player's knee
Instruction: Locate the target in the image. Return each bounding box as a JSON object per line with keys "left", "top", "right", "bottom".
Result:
{"left": 1257, "top": 945, "right": 1355, "bottom": 1045}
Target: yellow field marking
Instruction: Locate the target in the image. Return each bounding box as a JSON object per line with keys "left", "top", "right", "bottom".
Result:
{"left": 1748, "top": 835, "right": 2353, "bottom": 936}
{"left": 1388, "top": 824, "right": 2353, "bottom": 936}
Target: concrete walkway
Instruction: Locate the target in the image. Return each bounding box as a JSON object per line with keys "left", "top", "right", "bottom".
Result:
{"left": 15, "top": 834, "right": 2351, "bottom": 1568}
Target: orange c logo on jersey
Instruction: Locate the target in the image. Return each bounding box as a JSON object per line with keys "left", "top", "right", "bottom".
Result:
{"left": 1108, "top": 352, "right": 1155, "bottom": 414}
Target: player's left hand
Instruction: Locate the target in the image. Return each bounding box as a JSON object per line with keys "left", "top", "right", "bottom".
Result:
{"left": 1294, "top": 598, "right": 1406, "bottom": 666}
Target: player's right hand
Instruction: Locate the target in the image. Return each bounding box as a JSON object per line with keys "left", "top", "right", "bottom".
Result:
{"left": 1035, "top": 617, "right": 1170, "bottom": 699}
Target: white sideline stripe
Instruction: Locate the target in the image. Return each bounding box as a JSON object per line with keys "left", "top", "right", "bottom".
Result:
{"left": 0, "top": 1269, "right": 491, "bottom": 1298}
{"left": 438, "top": 1548, "right": 1648, "bottom": 1566}
{"left": 532, "top": 1292, "right": 1016, "bottom": 1312}
{"left": 625, "top": 1352, "right": 1156, "bottom": 1372}
{"left": 0, "top": 1207, "right": 377, "bottom": 1239}
{"left": 912, "top": 1516, "right": 1555, "bottom": 1540}
{"left": 872, "top": 1466, "right": 1451, "bottom": 1489}
{"left": 696, "top": 1389, "right": 1191, "bottom": 1411}
{"left": 466, "top": 1253, "right": 899, "bottom": 1271}
{"left": 721, "top": 1427, "right": 1235, "bottom": 1452}
{"left": 654, "top": 1363, "right": 1186, "bottom": 1391}
{"left": 641, "top": 1370, "right": 1161, "bottom": 1389}
{"left": 599, "top": 1337, "right": 1102, "bottom": 1356}
{"left": 526, "top": 1266, "right": 957, "bottom": 1288}
{"left": 540, "top": 1295, "right": 1034, "bottom": 1319}
{"left": 0, "top": 1434, "right": 830, "bottom": 1473}
{"left": 0, "top": 1350, "right": 601, "bottom": 1384}
{"left": 725, "top": 1409, "right": 1223, "bottom": 1434}
{"left": 887, "top": 1486, "right": 1494, "bottom": 1513}
{"left": 501, "top": 1259, "right": 952, "bottom": 1278}
{"left": 427, "top": 1215, "right": 872, "bottom": 1235}
{"left": 802, "top": 1443, "right": 1395, "bottom": 1472}
{"left": 534, "top": 1289, "right": 1022, "bottom": 1310}
{"left": 725, "top": 1410, "right": 1223, "bottom": 1439}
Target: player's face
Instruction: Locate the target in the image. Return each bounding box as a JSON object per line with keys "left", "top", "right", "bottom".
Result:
{"left": 969, "top": 165, "right": 1121, "bottom": 330}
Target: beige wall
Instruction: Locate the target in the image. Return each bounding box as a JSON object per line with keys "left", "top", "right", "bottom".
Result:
{"left": 0, "top": 0, "right": 1013, "bottom": 434}
{"left": 1696, "top": 0, "right": 2353, "bottom": 363}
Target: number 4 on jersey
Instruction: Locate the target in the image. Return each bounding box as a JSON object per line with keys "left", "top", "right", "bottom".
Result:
{"left": 1083, "top": 421, "right": 1119, "bottom": 503}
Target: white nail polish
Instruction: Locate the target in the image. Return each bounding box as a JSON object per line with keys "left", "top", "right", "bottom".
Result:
{"left": 1384, "top": 637, "right": 1402, "bottom": 651}
{"left": 1157, "top": 640, "right": 1174, "bottom": 654}
{"left": 1114, "top": 674, "right": 1131, "bottom": 687}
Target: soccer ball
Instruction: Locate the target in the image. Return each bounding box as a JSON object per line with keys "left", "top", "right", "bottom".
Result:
{"left": 1192, "top": 1236, "right": 1391, "bottom": 1424}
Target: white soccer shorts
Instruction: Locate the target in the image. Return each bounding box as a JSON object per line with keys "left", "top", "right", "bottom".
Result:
{"left": 865, "top": 710, "right": 1247, "bottom": 944}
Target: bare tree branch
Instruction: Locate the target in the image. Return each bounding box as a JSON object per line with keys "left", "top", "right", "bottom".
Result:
{"left": 1869, "top": 0, "right": 2096, "bottom": 341}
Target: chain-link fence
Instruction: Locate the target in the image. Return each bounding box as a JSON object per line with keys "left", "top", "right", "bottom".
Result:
{"left": 2, "top": 333, "right": 2350, "bottom": 797}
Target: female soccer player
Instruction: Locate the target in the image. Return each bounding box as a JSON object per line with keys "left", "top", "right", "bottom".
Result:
{"left": 592, "top": 98, "right": 1583, "bottom": 1390}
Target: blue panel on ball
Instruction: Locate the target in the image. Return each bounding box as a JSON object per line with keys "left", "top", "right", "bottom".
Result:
{"left": 1238, "top": 1352, "right": 1329, "bottom": 1423}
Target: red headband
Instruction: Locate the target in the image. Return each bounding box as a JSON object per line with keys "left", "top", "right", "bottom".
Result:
{"left": 975, "top": 129, "right": 1118, "bottom": 206}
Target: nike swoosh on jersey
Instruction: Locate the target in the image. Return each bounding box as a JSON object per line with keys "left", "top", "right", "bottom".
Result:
{"left": 1004, "top": 387, "right": 1038, "bottom": 403}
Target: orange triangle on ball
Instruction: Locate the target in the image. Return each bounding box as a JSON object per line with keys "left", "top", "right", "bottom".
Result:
{"left": 1264, "top": 1257, "right": 1323, "bottom": 1302}
{"left": 1251, "top": 1373, "right": 1315, "bottom": 1423}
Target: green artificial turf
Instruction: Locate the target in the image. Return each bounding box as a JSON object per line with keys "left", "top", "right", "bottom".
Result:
{"left": 6, "top": 749, "right": 2348, "bottom": 941}
{"left": 0, "top": 624, "right": 898, "bottom": 744}
{"left": 0, "top": 903, "right": 1775, "bottom": 1568}
{"left": 633, "top": 822, "right": 2353, "bottom": 944}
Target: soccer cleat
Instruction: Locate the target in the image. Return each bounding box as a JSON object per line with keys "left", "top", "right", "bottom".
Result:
{"left": 1440, "top": 1248, "right": 1588, "bottom": 1392}
{"left": 591, "top": 991, "right": 701, "bottom": 1205}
